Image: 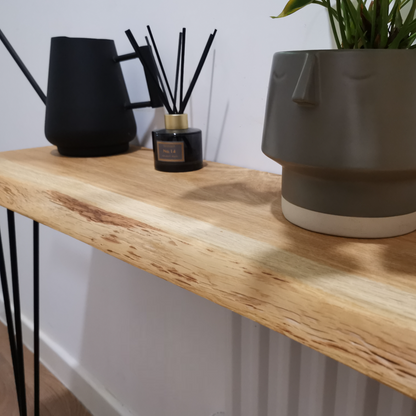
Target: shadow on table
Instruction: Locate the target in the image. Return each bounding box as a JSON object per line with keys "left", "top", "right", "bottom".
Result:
{"left": 183, "top": 178, "right": 416, "bottom": 280}
{"left": 269, "top": 191, "right": 416, "bottom": 279}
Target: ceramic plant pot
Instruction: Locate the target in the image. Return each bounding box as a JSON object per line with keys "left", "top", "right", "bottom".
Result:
{"left": 262, "top": 50, "right": 416, "bottom": 238}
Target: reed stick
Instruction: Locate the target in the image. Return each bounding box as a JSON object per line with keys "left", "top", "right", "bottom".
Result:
{"left": 145, "top": 36, "right": 168, "bottom": 106}
{"left": 147, "top": 26, "right": 177, "bottom": 113}
{"left": 173, "top": 32, "right": 182, "bottom": 112}
{"left": 180, "top": 28, "right": 186, "bottom": 109}
{"left": 180, "top": 30, "right": 217, "bottom": 114}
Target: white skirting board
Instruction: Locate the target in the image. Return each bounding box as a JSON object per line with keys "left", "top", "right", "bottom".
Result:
{"left": 0, "top": 304, "right": 136, "bottom": 416}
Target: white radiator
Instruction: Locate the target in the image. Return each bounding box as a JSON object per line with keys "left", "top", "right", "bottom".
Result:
{"left": 229, "top": 315, "right": 416, "bottom": 416}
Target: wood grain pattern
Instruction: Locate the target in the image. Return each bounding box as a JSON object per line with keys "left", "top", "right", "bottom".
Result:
{"left": 0, "top": 322, "right": 91, "bottom": 415}
{"left": 0, "top": 146, "right": 415, "bottom": 398}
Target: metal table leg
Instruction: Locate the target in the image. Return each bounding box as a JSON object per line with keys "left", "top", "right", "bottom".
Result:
{"left": 0, "top": 210, "right": 40, "bottom": 416}
{"left": 0, "top": 217, "right": 23, "bottom": 413}
{"left": 34, "top": 220, "right": 40, "bottom": 416}
{"left": 7, "top": 210, "right": 28, "bottom": 416}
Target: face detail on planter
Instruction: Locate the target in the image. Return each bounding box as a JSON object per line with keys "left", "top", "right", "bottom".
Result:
{"left": 262, "top": 50, "right": 416, "bottom": 238}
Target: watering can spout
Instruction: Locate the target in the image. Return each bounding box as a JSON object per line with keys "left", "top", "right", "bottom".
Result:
{"left": 0, "top": 29, "right": 47, "bottom": 105}
{"left": 0, "top": 29, "right": 162, "bottom": 110}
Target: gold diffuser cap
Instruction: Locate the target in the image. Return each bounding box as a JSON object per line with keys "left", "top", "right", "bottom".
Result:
{"left": 165, "top": 114, "right": 188, "bottom": 130}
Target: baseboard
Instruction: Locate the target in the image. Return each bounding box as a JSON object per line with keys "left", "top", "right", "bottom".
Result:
{"left": 0, "top": 302, "right": 135, "bottom": 416}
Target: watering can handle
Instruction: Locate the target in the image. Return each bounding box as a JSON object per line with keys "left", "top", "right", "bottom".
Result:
{"left": 115, "top": 46, "right": 163, "bottom": 109}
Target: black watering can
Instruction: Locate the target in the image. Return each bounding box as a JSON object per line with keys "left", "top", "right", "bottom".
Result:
{"left": 0, "top": 30, "right": 163, "bottom": 156}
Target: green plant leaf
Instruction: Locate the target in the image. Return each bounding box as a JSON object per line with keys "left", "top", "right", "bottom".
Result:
{"left": 379, "top": 0, "right": 389, "bottom": 46}
{"left": 272, "top": 0, "right": 416, "bottom": 49}
{"left": 404, "top": 30, "right": 416, "bottom": 46}
{"left": 403, "top": 0, "right": 416, "bottom": 26}
{"left": 396, "top": 11, "right": 403, "bottom": 28}
{"left": 389, "top": 0, "right": 401, "bottom": 28}
{"left": 345, "top": 0, "right": 368, "bottom": 47}
{"left": 312, "top": 0, "right": 340, "bottom": 19}
{"left": 359, "top": 0, "right": 372, "bottom": 21}
{"left": 388, "top": 19, "right": 416, "bottom": 47}
{"left": 342, "top": 1, "right": 353, "bottom": 43}
{"left": 370, "top": 0, "right": 378, "bottom": 46}
{"left": 400, "top": 0, "right": 412, "bottom": 9}
{"left": 387, "top": 0, "right": 402, "bottom": 46}
{"left": 336, "top": 0, "right": 349, "bottom": 47}
{"left": 273, "top": 0, "right": 315, "bottom": 17}
{"left": 324, "top": 0, "right": 343, "bottom": 47}
{"left": 360, "top": 2, "right": 373, "bottom": 36}
{"left": 389, "top": 0, "right": 398, "bottom": 20}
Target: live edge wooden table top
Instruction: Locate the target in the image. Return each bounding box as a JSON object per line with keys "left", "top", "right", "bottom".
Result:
{"left": 1, "top": 146, "right": 416, "bottom": 398}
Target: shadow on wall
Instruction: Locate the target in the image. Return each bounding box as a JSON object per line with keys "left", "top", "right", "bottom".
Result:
{"left": 213, "top": 100, "right": 229, "bottom": 163}
{"left": 203, "top": 49, "right": 229, "bottom": 163}
{"left": 204, "top": 49, "right": 217, "bottom": 160}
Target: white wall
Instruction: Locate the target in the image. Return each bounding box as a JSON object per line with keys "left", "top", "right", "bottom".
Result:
{"left": 0, "top": 1, "right": 415, "bottom": 416}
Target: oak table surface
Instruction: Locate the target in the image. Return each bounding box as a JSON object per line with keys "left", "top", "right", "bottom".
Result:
{"left": 0, "top": 146, "right": 415, "bottom": 399}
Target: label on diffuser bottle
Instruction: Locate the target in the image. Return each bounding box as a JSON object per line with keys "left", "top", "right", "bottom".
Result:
{"left": 157, "top": 141, "right": 185, "bottom": 162}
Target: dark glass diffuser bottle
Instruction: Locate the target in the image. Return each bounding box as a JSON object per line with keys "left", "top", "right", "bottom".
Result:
{"left": 152, "top": 114, "right": 203, "bottom": 172}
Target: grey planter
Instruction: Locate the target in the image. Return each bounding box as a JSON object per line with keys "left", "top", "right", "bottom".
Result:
{"left": 262, "top": 49, "right": 416, "bottom": 238}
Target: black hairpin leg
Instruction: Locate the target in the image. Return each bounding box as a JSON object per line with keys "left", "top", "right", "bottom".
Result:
{"left": 0, "top": 211, "right": 40, "bottom": 415}
{"left": 7, "top": 209, "right": 28, "bottom": 416}
{"left": 0, "top": 222, "right": 23, "bottom": 413}
{"left": 34, "top": 220, "right": 40, "bottom": 416}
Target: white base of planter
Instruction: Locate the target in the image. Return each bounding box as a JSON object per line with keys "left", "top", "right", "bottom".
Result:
{"left": 282, "top": 196, "right": 416, "bottom": 238}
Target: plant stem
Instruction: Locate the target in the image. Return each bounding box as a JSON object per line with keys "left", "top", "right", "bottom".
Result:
{"left": 389, "top": 19, "right": 416, "bottom": 47}
{"left": 371, "top": 0, "right": 377, "bottom": 46}
{"left": 404, "top": 0, "right": 416, "bottom": 25}
{"left": 342, "top": 0, "right": 353, "bottom": 44}
{"left": 313, "top": 0, "right": 340, "bottom": 20}
{"left": 336, "top": 0, "right": 349, "bottom": 47}
{"left": 326, "top": 0, "right": 342, "bottom": 47}
{"left": 345, "top": 0, "right": 368, "bottom": 47}
{"left": 400, "top": 0, "right": 412, "bottom": 9}
{"left": 380, "top": 0, "right": 389, "bottom": 46}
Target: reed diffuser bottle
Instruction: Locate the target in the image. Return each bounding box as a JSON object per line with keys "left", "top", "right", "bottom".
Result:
{"left": 152, "top": 114, "right": 202, "bottom": 172}
{"left": 125, "top": 26, "right": 216, "bottom": 172}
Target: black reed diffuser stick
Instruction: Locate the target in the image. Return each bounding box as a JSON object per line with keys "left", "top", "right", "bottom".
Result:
{"left": 127, "top": 27, "right": 216, "bottom": 116}
{"left": 145, "top": 36, "right": 168, "bottom": 105}
{"left": 173, "top": 32, "right": 182, "bottom": 110}
{"left": 180, "top": 29, "right": 217, "bottom": 114}
{"left": 180, "top": 28, "right": 186, "bottom": 109}
{"left": 146, "top": 26, "right": 178, "bottom": 113}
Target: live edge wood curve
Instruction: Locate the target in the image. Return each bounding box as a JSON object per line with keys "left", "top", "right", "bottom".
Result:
{"left": 0, "top": 146, "right": 416, "bottom": 398}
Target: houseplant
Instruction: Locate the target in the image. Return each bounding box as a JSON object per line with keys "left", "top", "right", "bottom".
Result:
{"left": 261, "top": 0, "right": 416, "bottom": 238}
{"left": 276, "top": 0, "right": 416, "bottom": 49}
